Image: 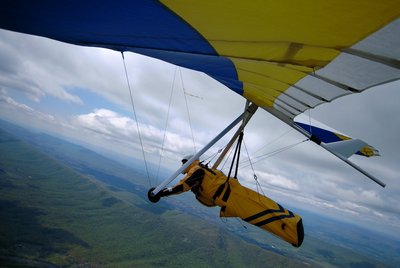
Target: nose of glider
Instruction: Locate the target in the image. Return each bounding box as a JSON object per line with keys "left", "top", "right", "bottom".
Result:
{"left": 292, "top": 219, "right": 304, "bottom": 247}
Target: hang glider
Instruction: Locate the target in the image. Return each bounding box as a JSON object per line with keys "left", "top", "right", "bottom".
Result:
{"left": 1, "top": 1, "right": 399, "bottom": 187}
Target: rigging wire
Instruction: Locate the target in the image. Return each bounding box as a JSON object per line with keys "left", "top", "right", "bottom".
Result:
{"left": 155, "top": 66, "right": 178, "bottom": 182}
{"left": 252, "top": 128, "right": 293, "bottom": 156}
{"left": 240, "top": 138, "right": 309, "bottom": 168}
{"left": 121, "top": 52, "right": 152, "bottom": 187}
{"left": 202, "top": 147, "right": 224, "bottom": 166}
{"left": 241, "top": 127, "right": 295, "bottom": 167}
{"left": 179, "top": 68, "right": 197, "bottom": 153}
{"left": 308, "top": 68, "right": 315, "bottom": 135}
{"left": 308, "top": 109, "right": 313, "bottom": 136}
{"left": 221, "top": 143, "right": 235, "bottom": 172}
{"left": 242, "top": 139, "right": 266, "bottom": 197}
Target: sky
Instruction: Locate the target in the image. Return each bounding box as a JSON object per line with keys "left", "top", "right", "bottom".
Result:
{"left": 1, "top": 29, "right": 399, "bottom": 238}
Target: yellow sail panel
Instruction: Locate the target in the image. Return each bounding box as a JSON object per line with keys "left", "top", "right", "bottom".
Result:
{"left": 242, "top": 83, "right": 276, "bottom": 108}
{"left": 230, "top": 58, "right": 313, "bottom": 84}
{"left": 237, "top": 72, "right": 290, "bottom": 98}
{"left": 212, "top": 42, "right": 339, "bottom": 68}
{"left": 359, "top": 147, "right": 377, "bottom": 158}
{"left": 162, "top": 1, "right": 400, "bottom": 59}
{"left": 163, "top": 0, "right": 400, "bottom": 119}
{"left": 231, "top": 59, "right": 314, "bottom": 109}
{"left": 334, "top": 133, "right": 377, "bottom": 157}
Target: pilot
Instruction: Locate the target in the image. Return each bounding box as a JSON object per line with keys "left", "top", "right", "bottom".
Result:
{"left": 148, "top": 155, "right": 304, "bottom": 247}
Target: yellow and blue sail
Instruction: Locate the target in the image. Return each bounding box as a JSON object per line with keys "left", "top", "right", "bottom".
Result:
{"left": 1, "top": 0, "right": 399, "bottom": 123}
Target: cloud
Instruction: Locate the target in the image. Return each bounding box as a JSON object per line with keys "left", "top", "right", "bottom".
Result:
{"left": 257, "top": 171, "right": 300, "bottom": 190}
{"left": 74, "top": 108, "right": 203, "bottom": 163}
{"left": 0, "top": 32, "right": 84, "bottom": 104}
{"left": 0, "top": 88, "right": 55, "bottom": 122}
{"left": 76, "top": 109, "right": 133, "bottom": 137}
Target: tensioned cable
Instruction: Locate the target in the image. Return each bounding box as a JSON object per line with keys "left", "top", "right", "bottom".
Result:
{"left": 308, "top": 109, "right": 313, "bottom": 136}
{"left": 221, "top": 143, "right": 235, "bottom": 172}
{"left": 242, "top": 139, "right": 266, "bottom": 198}
{"left": 179, "top": 68, "right": 197, "bottom": 153}
{"left": 121, "top": 52, "right": 151, "bottom": 187}
{"left": 308, "top": 68, "right": 316, "bottom": 136}
{"left": 252, "top": 128, "right": 293, "bottom": 156}
{"left": 240, "top": 139, "right": 309, "bottom": 168}
{"left": 155, "top": 66, "right": 178, "bottom": 182}
{"left": 202, "top": 147, "right": 224, "bottom": 166}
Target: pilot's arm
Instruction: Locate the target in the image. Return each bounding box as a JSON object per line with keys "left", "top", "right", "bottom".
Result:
{"left": 148, "top": 168, "right": 205, "bottom": 202}
{"left": 162, "top": 168, "right": 205, "bottom": 196}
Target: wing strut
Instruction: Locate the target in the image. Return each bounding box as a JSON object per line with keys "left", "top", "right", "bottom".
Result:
{"left": 212, "top": 101, "right": 258, "bottom": 169}
{"left": 150, "top": 103, "right": 258, "bottom": 196}
{"left": 292, "top": 123, "right": 386, "bottom": 187}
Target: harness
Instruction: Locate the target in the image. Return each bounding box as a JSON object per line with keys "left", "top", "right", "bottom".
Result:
{"left": 212, "top": 131, "right": 244, "bottom": 204}
{"left": 191, "top": 163, "right": 232, "bottom": 207}
{"left": 212, "top": 179, "right": 231, "bottom": 203}
{"left": 188, "top": 129, "right": 242, "bottom": 207}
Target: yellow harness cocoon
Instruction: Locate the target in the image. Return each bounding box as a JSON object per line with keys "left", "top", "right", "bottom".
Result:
{"left": 178, "top": 164, "right": 304, "bottom": 247}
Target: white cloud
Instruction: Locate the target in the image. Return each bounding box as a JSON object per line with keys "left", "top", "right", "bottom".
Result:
{"left": 251, "top": 170, "right": 299, "bottom": 191}
{"left": 0, "top": 88, "right": 55, "bottom": 122}
{"left": 74, "top": 108, "right": 203, "bottom": 163}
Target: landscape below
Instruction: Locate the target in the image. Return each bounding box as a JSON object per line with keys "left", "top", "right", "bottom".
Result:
{"left": 0, "top": 120, "right": 398, "bottom": 267}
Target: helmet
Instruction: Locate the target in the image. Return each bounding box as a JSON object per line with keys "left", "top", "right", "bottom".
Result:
{"left": 181, "top": 154, "right": 199, "bottom": 174}
{"left": 181, "top": 154, "right": 194, "bottom": 164}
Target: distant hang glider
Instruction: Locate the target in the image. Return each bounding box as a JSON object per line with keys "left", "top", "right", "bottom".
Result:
{"left": 1, "top": 1, "right": 399, "bottom": 187}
